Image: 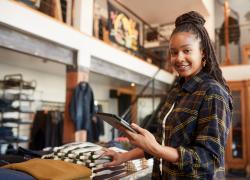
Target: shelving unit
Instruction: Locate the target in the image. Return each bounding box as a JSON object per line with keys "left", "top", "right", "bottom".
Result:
{"left": 0, "top": 74, "right": 36, "bottom": 147}
{"left": 225, "top": 80, "right": 250, "bottom": 176}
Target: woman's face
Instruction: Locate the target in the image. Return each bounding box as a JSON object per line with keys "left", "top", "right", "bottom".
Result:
{"left": 169, "top": 32, "right": 204, "bottom": 81}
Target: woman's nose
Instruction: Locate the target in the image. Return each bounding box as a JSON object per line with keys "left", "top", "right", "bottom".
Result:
{"left": 176, "top": 52, "right": 185, "bottom": 62}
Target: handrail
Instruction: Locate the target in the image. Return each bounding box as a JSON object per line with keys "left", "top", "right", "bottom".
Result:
{"left": 121, "top": 68, "right": 162, "bottom": 120}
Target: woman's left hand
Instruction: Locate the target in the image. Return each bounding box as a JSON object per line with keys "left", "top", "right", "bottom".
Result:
{"left": 124, "top": 123, "right": 161, "bottom": 157}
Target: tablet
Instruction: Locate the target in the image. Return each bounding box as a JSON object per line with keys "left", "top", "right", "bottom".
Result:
{"left": 96, "top": 112, "right": 137, "bottom": 134}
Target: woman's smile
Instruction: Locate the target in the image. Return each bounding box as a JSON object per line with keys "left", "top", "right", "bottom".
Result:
{"left": 175, "top": 63, "right": 191, "bottom": 72}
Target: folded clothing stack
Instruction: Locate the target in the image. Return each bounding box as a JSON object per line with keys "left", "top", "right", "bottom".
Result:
{"left": 126, "top": 158, "right": 149, "bottom": 172}
{"left": 42, "top": 142, "right": 112, "bottom": 169}
{"left": 91, "top": 165, "right": 127, "bottom": 180}
{"left": 107, "top": 146, "right": 151, "bottom": 172}
{"left": 2, "top": 158, "right": 91, "bottom": 180}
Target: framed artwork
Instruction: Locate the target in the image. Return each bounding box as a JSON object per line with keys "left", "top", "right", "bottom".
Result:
{"left": 107, "top": 2, "right": 140, "bottom": 52}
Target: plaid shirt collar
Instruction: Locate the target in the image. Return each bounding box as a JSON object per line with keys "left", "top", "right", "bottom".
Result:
{"left": 176, "top": 70, "right": 209, "bottom": 93}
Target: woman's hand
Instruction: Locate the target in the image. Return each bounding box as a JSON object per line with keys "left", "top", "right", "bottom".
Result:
{"left": 124, "top": 123, "right": 162, "bottom": 158}
{"left": 102, "top": 149, "right": 125, "bottom": 167}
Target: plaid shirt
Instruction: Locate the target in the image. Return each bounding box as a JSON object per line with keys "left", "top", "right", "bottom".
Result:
{"left": 149, "top": 70, "right": 233, "bottom": 179}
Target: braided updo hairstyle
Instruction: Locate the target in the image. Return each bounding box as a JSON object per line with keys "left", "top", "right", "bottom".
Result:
{"left": 170, "top": 11, "right": 230, "bottom": 93}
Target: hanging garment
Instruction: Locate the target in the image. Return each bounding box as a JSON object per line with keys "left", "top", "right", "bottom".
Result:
{"left": 29, "top": 110, "right": 63, "bottom": 150}
{"left": 219, "top": 16, "right": 240, "bottom": 45}
{"left": 45, "top": 111, "right": 64, "bottom": 148}
{"left": 69, "top": 82, "right": 96, "bottom": 142}
{"left": 91, "top": 115, "right": 104, "bottom": 142}
{"left": 29, "top": 111, "right": 47, "bottom": 150}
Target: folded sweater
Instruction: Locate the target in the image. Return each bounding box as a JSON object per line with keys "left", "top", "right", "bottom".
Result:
{"left": 3, "top": 158, "right": 91, "bottom": 180}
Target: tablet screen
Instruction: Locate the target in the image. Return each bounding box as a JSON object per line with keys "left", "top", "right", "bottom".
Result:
{"left": 96, "top": 112, "right": 137, "bottom": 133}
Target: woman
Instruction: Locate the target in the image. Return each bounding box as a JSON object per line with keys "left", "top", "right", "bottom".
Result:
{"left": 103, "top": 11, "right": 233, "bottom": 179}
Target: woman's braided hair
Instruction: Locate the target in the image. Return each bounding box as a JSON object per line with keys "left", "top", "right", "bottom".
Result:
{"left": 171, "top": 11, "right": 230, "bottom": 93}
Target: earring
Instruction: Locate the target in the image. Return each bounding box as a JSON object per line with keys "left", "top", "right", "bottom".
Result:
{"left": 202, "top": 58, "right": 206, "bottom": 67}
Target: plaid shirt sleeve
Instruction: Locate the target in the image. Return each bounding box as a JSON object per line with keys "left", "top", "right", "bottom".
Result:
{"left": 175, "top": 85, "right": 232, "bottom": 175}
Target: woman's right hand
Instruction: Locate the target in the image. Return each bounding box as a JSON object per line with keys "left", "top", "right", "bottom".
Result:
{"left": 102, "top": 148, "right": 125, "bottom": 167}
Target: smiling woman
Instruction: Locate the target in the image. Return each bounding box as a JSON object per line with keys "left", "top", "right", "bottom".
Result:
{"left": 102, "top": 11, "right": 233, "bottom": 180}
{"left": 169, "top": 32, "right": 204, "bottom": 81}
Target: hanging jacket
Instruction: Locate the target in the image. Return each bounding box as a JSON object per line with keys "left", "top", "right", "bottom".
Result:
{"left": 69, "top": 82, "right": 95, "bottom": 142}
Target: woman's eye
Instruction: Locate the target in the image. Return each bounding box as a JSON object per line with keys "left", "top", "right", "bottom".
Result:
{"left": 183, "top": 49, "right": 191, "bottom": 54}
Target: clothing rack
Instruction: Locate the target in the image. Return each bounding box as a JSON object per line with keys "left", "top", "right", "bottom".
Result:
{"left": 40, "top": 100, "right": 65, "bottom": 112}
{"left": 30, "top": 100, "right": 64, "bottom": 150}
